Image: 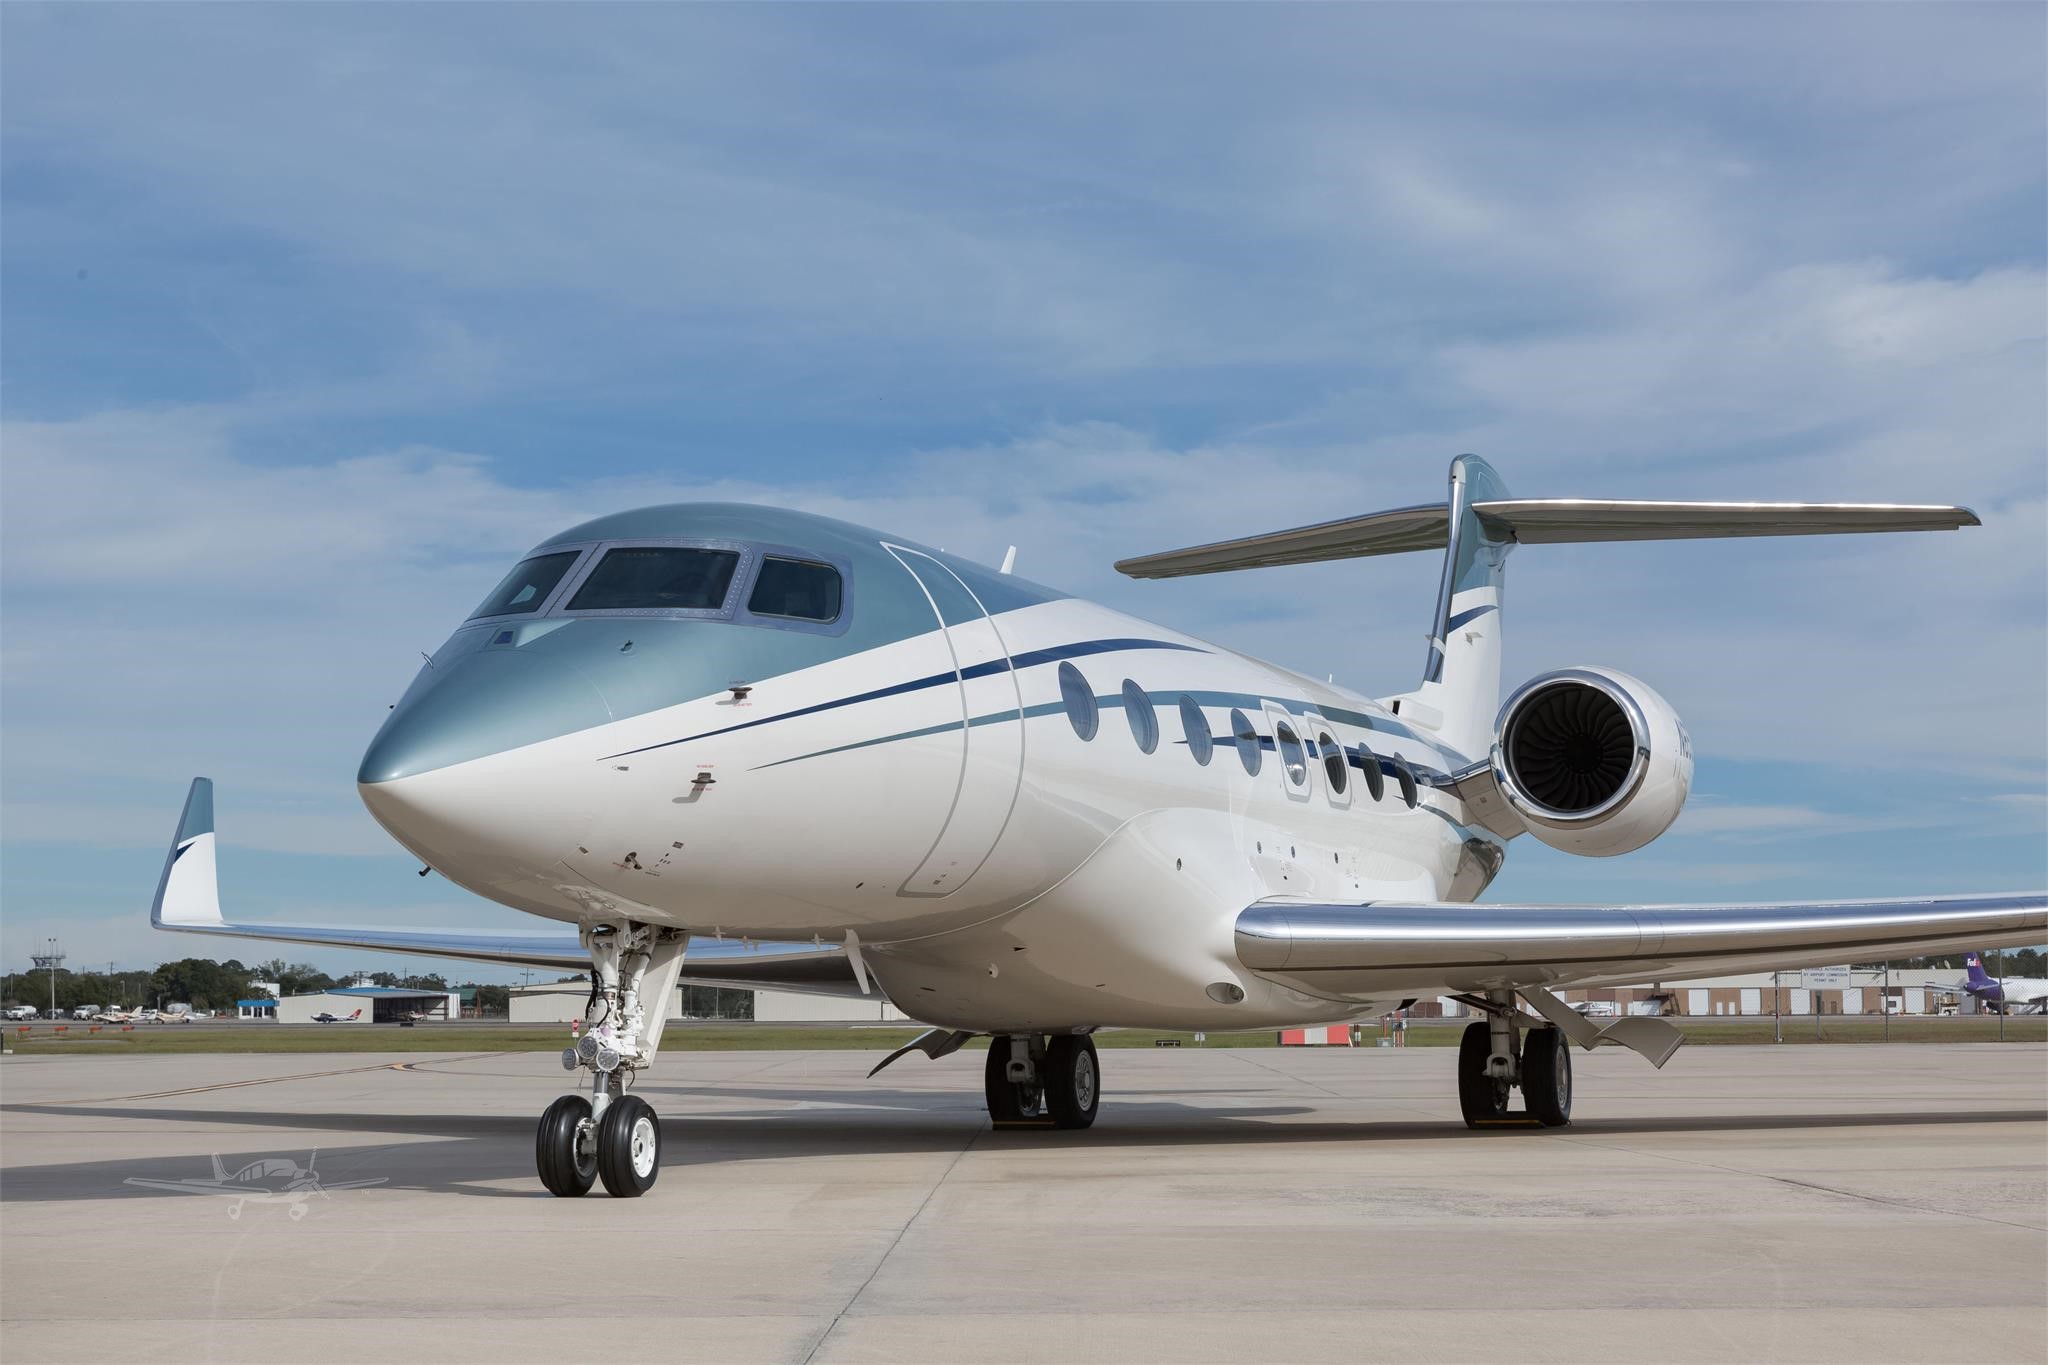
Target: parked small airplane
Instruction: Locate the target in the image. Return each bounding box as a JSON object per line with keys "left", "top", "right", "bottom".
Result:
{"left": 124, "top": 1151, "right": 385, "bottom": 1219}
{"left": 310, "top": 1009, "right": 363, "bottom": 1023}
{"left": 1941, "top": 953, "right": 2048, "bottom": 1014}
{"left": 149, "top": 455, "right": 2046, "bottom": 1198}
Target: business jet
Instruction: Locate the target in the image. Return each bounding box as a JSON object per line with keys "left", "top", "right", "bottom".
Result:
{"left": 149, "top": 454, "right": 2045, "bottom": 1198}
{"left": 1937, "top": 953, "right": 2048, "bottom": 1014}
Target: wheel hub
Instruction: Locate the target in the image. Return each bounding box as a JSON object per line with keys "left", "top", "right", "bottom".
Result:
{"left": 630, "top": 1115, "right": 657, "bottom": 1178}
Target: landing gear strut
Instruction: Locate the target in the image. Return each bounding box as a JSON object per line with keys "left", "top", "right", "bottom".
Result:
{"left": 1455, "top": 992, "right": 1571, "bottom": 1129}
{"left": 984, "top": 1034, "right": 1099, "bottom": 1129}
{"left": 536, "top": 922, "right": 687, "bottom": 1197}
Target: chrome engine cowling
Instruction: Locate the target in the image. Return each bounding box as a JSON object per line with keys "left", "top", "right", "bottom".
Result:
{"left": 1490, "top": 668, "right": 1692, "bottom": 857}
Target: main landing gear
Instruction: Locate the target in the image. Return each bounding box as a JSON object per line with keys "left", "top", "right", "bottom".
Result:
{"left": 984, "top": 1034, "right": 1100, "bottom": 1129}
{"left": 536, "top": 922, "right": 687, "bottom": 1197}
{"left": 1456, "top": 991, "right": 1571, "bottom": 1129}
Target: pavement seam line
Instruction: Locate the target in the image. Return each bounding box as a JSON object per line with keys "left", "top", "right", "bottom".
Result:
{"left": 37, "top": 1053, "right": 503, "bottom": 1106}
{"left": 796, "top": 1119, "right": 986, "bottom": 1364}
{"left": 1547, "top": 1130, "right": 2048, "bottom": 1233}
{"left": 1226, "top": 1047, "right": 1349, "bottom": 1098}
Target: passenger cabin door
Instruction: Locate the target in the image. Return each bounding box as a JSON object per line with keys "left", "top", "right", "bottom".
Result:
{"left": 883, "top": 545, "right": 1025, "bottom": 898}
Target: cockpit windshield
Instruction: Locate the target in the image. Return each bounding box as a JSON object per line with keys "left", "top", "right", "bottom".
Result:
{"left": 469, "top": 551, "right": 582, "bottom": 619}
{"left": 566, "top": 547, "right": 741, "bottom": 612}
{"left": 748, "top": 556, "right": 842, "bottom": 622}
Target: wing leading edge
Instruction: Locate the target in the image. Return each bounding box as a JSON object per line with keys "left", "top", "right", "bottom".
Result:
{"left": 150, "top": 778, "right": 868, "bottom": 998}
{"left": 1236, "top": 894, "right": 2047, "bottom": 999}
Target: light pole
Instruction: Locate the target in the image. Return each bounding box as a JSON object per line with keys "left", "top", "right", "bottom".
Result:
{"left": 1773, "top": 970, "right": 1782, "bottom": 1043}
{"left": 1883, "top": 961, "right": 1890, "bottom": 1042}
{"left": 32, "top": 939, "right": 64, "bottom": 1019}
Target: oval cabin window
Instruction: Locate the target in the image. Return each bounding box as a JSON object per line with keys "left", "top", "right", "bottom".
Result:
{"left": 1058, "top": 662, "right": 1098, "bottom": 741}
{"left": 1319, "top": 730, "right": 1346, "bottom": 795}
{"left": 1230, "top": 709, "right": 1262, "bottom": 776}
{"left": 1179, "top": 696, "right": 1212, "bottom": 766}
{"left": 1275, "top": 720, "right": 1308, "bottom": 788}
{"left": 1122, "top": 680, "right": 1159, "bottom": 754}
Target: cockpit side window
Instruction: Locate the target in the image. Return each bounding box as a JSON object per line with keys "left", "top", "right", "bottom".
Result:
{"left": 748, "top": 556, "right": 843, "bottom": 622}
{"left": 469, "top": 551, "right": 582, "bottom": 619}
{"left": 567, "top": 547, "right": 741, "bottom": 613}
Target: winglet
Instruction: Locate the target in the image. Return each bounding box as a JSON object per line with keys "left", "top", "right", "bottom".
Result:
{"left": 151, "top": 778, "right": 224, "bottom": 928}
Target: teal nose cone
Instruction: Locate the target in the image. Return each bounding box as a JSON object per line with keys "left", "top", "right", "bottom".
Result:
{"left": 358, "top": 648, "right": 613, "bottom": 784}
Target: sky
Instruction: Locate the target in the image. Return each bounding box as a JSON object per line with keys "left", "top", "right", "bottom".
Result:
{"left": 3, "top": 4, "right": 2043, "bottom": 985}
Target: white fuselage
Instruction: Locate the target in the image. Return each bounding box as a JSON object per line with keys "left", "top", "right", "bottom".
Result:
{"left": 361, "top": 598, "right": 1497, "bottom": 1034}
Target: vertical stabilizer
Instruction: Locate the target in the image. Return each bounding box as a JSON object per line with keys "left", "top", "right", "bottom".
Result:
{"left": 1413, "top": 455, "right": 1514, "bottom": 757}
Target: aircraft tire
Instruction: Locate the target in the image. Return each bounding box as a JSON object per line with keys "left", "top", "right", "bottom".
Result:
{"left": 596, "top": 1095, "right": 661, "bottom": 1197}
{"left": 1522, "top": 1026, "right": 1573, "bottom": 1127}
{"left": 1044, "top": 1035, "right": 1100, "bottom": 1130}
{"left": 537, "top": 1094, "right": 597, "bottom": 1197}
{"left": 1457, "top": 1021, "right": 1511, "bottom": 1127}
{"left": 983, "top": 1037, "right": 1046, "bottom": 1123}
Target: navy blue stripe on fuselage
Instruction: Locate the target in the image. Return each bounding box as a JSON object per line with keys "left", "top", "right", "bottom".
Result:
{"left": 599, "top": 636, "right": 1207, "bottom": 762}
{"left": 758, "top": 690, "right": 1456, "bottom": 785}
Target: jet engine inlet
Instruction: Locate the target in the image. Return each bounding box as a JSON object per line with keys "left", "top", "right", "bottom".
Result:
{"left": 1491, "top": 668, "right": 1692, "bottom": 857}
{"left": 1501, "top": 681, "right": 1637, "bottom": 814}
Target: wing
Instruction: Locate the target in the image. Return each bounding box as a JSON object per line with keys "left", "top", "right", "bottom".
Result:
{"left": 151, "top": 778, "right": 868, "bottom": 997}
{"left": 123, "top": 1179, "right": 273, "bottom": 1196}
{"left": 1236, "top": 894, "right": 2046, "bottom": 998}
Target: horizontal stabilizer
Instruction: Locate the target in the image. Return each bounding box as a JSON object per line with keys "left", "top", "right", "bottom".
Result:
{"left": 1117, "top": 496, "right": 1977, "bottom": 578}
{"left": 150, "top": 778, "right": 870, "bottom": 997}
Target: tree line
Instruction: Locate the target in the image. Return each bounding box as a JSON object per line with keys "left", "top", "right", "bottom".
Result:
{"left": 1, "top": 957, "right": 511, "bottom": 1015}
{"left": 0, "top": 956, "right": 759, "bottom": 1018}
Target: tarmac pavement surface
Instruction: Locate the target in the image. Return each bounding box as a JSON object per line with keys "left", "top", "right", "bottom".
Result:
{"left": 3, "top": 1043, "right": 2044, "bottom": 1363}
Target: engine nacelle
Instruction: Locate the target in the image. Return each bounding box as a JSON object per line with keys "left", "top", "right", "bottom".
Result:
{"left": 1491, "top": 667, "right": 1692, "bottom": 858}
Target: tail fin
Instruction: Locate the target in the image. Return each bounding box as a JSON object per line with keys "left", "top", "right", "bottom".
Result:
{"left": 1114, "top": 456, "right": 1977, "bottom": 757}
{"left": 1965, "top": 953, "right": 1995, "bottom": 988}
{"left": 1413, "top": 455, "right": 1512, "bottom": 755}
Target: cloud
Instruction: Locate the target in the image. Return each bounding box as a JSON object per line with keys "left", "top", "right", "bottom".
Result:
{"left": 1, "top": 6, "right": 2041, "bottom": 975}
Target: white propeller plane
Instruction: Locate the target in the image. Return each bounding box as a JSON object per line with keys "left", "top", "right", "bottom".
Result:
{"left": 150, "top": 455, "right": 2045, "bottom": 1197}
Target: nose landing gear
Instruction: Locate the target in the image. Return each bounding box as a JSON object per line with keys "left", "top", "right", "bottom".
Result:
{"left": 536, "top": 922, "right": 687, "bottom": 1197}
{"left": 1455, "top": 991, "right": 1572, "bottom": 1129}
{"left": 985, "top": 1034, "right": 1099, "bottom": 1129}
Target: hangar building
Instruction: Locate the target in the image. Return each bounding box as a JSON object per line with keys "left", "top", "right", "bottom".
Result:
{"left": 273, "top": 986, "right": 461, "bottom": 1024}
{"left": 509, "top": 978, "right": 907, "bottom": 1024}
{"left": 1414, "top": 967, "right": 1973, "bottom": 1019}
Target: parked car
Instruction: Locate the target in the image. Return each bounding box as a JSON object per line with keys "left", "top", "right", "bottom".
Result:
{"left": 1, "top": 1005, "right": 38, "bottom": 1021}
{"left": 71, "top": 1005, "right": 101, "bottom": 1020}
{"left": 45, "top": 1008, "right": 66, "bottom": 1020}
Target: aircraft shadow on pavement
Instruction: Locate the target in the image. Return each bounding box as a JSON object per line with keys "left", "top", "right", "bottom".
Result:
{"left": 3, "top": 1097, "right": 2040, "bottom": 1203}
